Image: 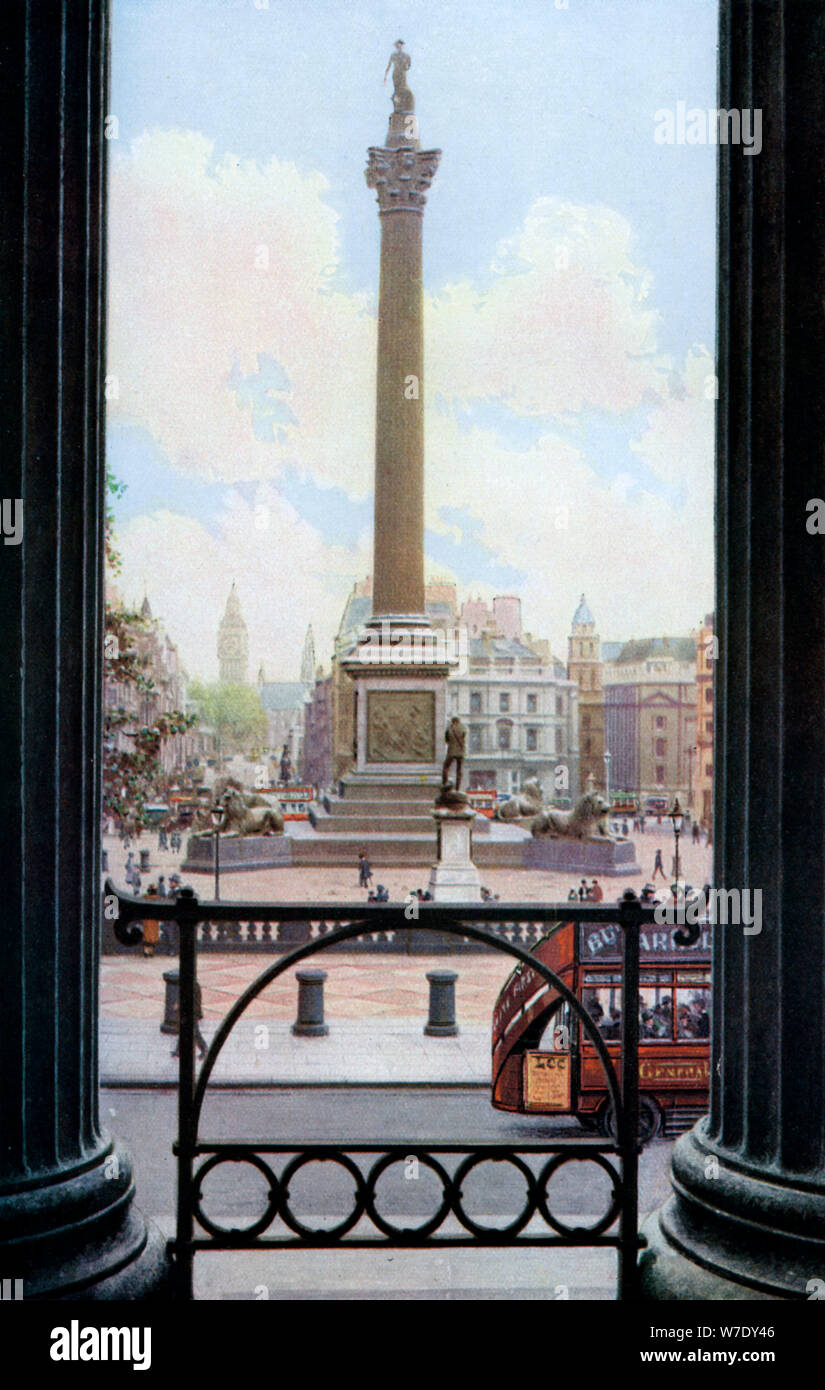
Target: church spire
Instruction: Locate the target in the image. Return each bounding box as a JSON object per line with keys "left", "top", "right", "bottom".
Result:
{"left": 300, "top": 624, "right": 316, "bottom": 690}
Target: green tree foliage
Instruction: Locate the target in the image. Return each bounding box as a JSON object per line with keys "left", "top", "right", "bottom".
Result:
{"left": 104, "top": 469, "right": 194, "bottom": 825}
{"left": 187, "top": 680, "right": 268, "bottom": 755}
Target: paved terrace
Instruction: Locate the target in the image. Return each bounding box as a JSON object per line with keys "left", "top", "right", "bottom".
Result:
{"left": 101, "top": 830, "right": 712, "bottom": 1086}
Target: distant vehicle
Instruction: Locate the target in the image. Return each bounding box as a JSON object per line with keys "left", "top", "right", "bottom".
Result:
{"left": 467, "top": 788, "right": 497, "bottom": 818}
{"left": 142, "top": 803, "right": 170, "bottom": 827}
{"left": 270, "top": 784, "right": 316, "bottom": 821}
{"left": 642, "top": 795, "right": 670, "bottom": 816}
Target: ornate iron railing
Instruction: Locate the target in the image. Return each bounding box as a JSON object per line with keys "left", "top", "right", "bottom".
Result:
{"left": 106, "top": 882, "right": 698, "bottom": 1301}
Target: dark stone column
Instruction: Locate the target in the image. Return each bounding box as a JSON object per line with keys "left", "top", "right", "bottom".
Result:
{"left": 640, "top": 0, "right": 825, "bottom": 1300}
{"left": 0, "top": 1, "right": 169, "bottom": 1298}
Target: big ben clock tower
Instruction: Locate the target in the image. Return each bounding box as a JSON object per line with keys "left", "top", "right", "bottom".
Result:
{"left": 217, "top": 582, "right": 249, "bottom": 685}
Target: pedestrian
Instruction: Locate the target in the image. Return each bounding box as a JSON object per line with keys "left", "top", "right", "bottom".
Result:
{"left": 131, "top": 867, "right": 142, "bottom": 897}
{"left": 567, "top": 887, "right": 578, "bottom": 902}
{"left": 125, "top": 851, "right": 134, "bottom": 885}
{"left": 157, "top": 874, "right": 167, "bottom": 899}
{"left": 171, "top": 979, "right": 208, "bottom": 1060}
{"left": 590, "top": 878, "right": 603, "bottom": 902}
{"left": 442, "top": 715, "right": 467, "bottom": 790}
{"left": 358, "top": 851, "right": 373, "bottom": 889}
{"left": 652, "top": 848, "right": 667, "bottom": 881}
{"left": 280, "top": 744, "right": 292, "bottom": 784}
{"left": 578, "top": 878, "right": 590, "bottom": 901}
{"left": 158, "top": 825, "right": 168, "bottom": 851}
{"left": 142, "top": 884, "right": 159, "bottom": 959}
{"left": 692, "top": 821, "right": 701, "bottom": 844}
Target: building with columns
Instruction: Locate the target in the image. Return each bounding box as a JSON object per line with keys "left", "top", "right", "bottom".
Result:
{"left": 6, "top": 0, "right": 825, "bottom": 1307}
{"left": 567, "top": 594, "right": 606, "bottom": 793}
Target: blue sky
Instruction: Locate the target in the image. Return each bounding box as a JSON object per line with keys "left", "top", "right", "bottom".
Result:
{"left": 107, "top": 0, "right": 717, "bottom": 678}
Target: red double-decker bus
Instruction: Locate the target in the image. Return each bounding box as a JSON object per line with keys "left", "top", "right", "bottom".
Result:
{"left": 491, "top": 916, "right": 711, "bottom": 1140}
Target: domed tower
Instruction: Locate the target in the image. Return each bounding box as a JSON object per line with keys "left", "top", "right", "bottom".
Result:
{"left": 567, "top": 594, "right": 605, "bottom": 793}
{"left": 217, "top": 582, "right": 249, "bottom": 685}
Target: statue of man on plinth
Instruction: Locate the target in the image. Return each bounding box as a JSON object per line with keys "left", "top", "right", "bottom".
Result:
{"left": 384, "top": 39, "right": 414, "bottom": 111}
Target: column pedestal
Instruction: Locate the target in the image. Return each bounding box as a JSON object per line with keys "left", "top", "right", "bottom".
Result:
{"left": 427, "top": 810, "right": 482, "bottom": 904}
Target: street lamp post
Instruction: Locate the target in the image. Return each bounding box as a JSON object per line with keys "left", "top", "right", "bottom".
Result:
{"left": 686, "top": 744, "right": 697, "bottom": 814}
{"left": 603, "top": 749, "right": 611, "bottom": 802}
{"left": 210, "top": 802, "right": 226, "bottom": 901}
{"left": 668, "top": 797, "right": 684, "bottom": 905}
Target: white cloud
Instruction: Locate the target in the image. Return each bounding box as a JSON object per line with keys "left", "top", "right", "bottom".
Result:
{"left": 108, "top": 129, "right": 714, "bottom": 670}
{"left": 108, "top": 129, "right": 375, "bottom": 494}
{"left": 427, "top": 199, "right": 670, "bottom": 418}
{"left": 114, "top": 486, "right": 370, "bottom": 681}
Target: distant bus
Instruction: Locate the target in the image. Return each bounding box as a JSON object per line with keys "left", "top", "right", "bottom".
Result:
{"left": 467, "top": 788, "right": 497, "bottom": 818}
{"left": 491, "top": 915, "right": 710, "bottom": 1140}
{"left": 271, "top": 784, "right": 316, "bottom": 821}
{"left": 142, "top": 803, "right": 170, "bottom": 827}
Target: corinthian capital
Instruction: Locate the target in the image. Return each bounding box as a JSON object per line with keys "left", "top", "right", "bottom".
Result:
{"left": 365, "top": 146, "right": 441, "bottom": 212}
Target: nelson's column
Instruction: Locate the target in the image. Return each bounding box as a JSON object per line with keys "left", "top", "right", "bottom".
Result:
{"left": 339, "top": 43, "right": 453, "bottom": 796}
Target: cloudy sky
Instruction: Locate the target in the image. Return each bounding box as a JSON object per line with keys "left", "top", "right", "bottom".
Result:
{"left": 107, "top": 0, "right": 717, "bottom": 681}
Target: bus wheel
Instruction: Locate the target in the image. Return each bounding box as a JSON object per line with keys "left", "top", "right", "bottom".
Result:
{"left": 598, "top": 1095, "right": 662, "bottom": 1144}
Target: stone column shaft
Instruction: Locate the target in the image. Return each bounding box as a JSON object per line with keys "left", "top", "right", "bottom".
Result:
{"left": 641, "top": 0, "right": 825, "bottom": 1300}
{"left": 366, "top": 139, "right": 440, "bottom": 618}
{"left": 0, "top": 0, "right": 167, "bottom": 1298}
{"left": 374, "top": 209, "right": 425, "bottom": 616}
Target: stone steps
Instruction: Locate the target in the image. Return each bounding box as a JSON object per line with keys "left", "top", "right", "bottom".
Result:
{"left": 288, "top": 830, "right": 527, "bottom": 869}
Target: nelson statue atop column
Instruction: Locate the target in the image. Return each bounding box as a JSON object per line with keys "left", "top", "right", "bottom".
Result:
{"left": 384, "top": 39, "right": 414, "bottom": 112}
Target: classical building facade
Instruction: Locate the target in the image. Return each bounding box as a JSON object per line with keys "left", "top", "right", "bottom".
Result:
{"left": 693, "top": 612, "right": 715, "bottom": 828}
{"left": 603, "top": 637, "right": 697, "bottom": 805}
{"left": 566, "top": 594, "right": 606, "bottom": 793}
{"left": 448, "top": 634, "right": 579, "bottom": 801}
{"left": 217, "top": 582, "right": 249, "bottom": 684}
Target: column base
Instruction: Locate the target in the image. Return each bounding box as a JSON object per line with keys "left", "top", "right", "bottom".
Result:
{"left": 0, "top": 1140, "right": 171, "bottom": 1301}
{"left": 639, "top": 1121, "right": 825, "bottom": 1301}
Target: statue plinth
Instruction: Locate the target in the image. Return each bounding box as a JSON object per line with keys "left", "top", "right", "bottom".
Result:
{"left": 427, "top": 807, "right": 483, "bottom": 903}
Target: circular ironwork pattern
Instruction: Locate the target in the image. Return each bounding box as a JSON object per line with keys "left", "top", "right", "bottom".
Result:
{"left": 194, "top": 1153, "right": 281, "bottom": 1240}
{"left": 278, "top": 1153, "right": 367, "bottom": 1241}
{"left": 193, "top": 1147, "right": 624, "bottom": 1244}
{"left": 363, "top": 1153, "right": 455, "bottom": 1240}
{"left": 536, "top": 1153, "right": 622, "bottom": 1238}
{"left": 451, "top": 1154, "right": 539, "bottom": 1240}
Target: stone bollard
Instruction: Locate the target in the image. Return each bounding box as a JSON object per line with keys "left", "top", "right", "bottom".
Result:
{"left": 139, "top": 848, "right": 150, "bottom": 872}
{"left": 292, "top": 969, "right": 329, "bottom": 1037}
{"left": 161, "top": 970, "right": 180, "bottom": 1035}
{"left": 425, "top": 970, "right": 459, "bottom": 1036}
